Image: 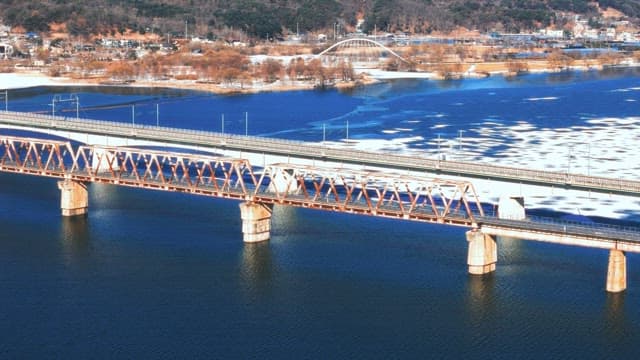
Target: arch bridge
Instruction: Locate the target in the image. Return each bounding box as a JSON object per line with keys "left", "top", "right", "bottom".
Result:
{"left": 317, "top": 38, "right": 408, "bottom": 64}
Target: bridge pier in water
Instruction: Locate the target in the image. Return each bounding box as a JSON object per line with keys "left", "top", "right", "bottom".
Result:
{"left": 239, "top": 202, "right": 273, "bottom": 243}
{"left": 466, "top": 230, "right": 497, "bottom": 275}
{"left": 606, "top": 249, "right": 626, "bottom": 293}
{"left": 57, "top": 180, "right": 88, "bottom": 216}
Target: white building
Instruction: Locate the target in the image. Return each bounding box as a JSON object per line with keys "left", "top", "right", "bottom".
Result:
{"left": 538, "top": 29, "right": 564, "bottom": 39}
{"left": 583, "top": 29, "right": 599, "bottom": 40}
{"left": 606, "top": 27, "right": 616, "bottom": 40}
{"left": 617, "top": 32, "right": 637, "bottom": 42}
{"left": 0, "top": 43, "right": 13, "bottom": 59}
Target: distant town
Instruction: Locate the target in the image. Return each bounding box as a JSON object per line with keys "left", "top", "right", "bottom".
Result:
{"left": 2, "top": 9, "right": 640, "bottom": 93}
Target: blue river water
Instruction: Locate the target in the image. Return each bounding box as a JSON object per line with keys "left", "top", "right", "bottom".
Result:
{"left": 2, "top": 69, "right": 640, "bottom": 358}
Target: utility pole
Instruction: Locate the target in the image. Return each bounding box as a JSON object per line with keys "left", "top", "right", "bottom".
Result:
{"left": 51, "top": 94, "right": 79, "bottom": 118}
{"left": 346, "top": 120, "right": 349, "bottom": 140}
{"left": 1, "top": 89, "right": 7, "bottom": 111}
{"left": 587, "top": 142, "right": 591, "bottom": 176}
{"left": 245, "top": 111, "right": 248, "bottom": 136}
{"left": 156, "top": 103, "right": 159, "bottom": 127}
{"left": 221, "top": 114, "right": 224, "bottom": 134}
{"left": 567, "top": 145, "right": 572, "bottom": 174}
{"left": 132, "top": 104, "right": 135, "bottom": 126}
{"left": 323, "top": 123, "right": 326, "bottom": 143}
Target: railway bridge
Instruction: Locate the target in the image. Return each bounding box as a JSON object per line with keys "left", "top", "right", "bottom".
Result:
{"left": 1, "top": 111, "right": 639, "bottom": 293}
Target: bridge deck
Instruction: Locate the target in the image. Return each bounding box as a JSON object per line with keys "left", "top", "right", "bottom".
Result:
{"left": 1, "top": 134, "right": 639, "bottom": 250}
{"left": 1, "top": 110, "right": 639, "bottom": 196}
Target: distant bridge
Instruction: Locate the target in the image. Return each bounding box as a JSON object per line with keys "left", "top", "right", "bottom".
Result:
{"left": 317, "top": 38, "right": 408, "bottom": 63}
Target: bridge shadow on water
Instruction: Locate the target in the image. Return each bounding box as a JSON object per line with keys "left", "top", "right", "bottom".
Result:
{"left": 60, "top": 215, "right": 91, "bottom": 267}
{"left": 240, "top": 241, "right": 274, "bottom": 299}
{"left": 465, "top": 273, "right": 497, "bottom": 324}
{"left": 603, "top": 292, "right": 633, "bottom": 348}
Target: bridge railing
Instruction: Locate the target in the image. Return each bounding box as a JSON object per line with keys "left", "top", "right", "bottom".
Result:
{"left": 479, "top": 214, "right": 640, "bottom": 242}
{"left": 1, "top": 130, "right": 640, "bottom": 241}
{"left": 1, "top": 110, "right": 640, "bottom": 194}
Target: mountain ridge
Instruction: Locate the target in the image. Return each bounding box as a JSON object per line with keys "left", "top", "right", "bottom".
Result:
{"left": 1, "top": 0, "right": 639, "bottom": 38}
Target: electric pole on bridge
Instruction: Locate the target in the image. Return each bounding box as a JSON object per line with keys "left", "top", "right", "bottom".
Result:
{"left": 346, "top": 120, "right": 349, "bottom": 140}
{"left": 1, "top": 89, "right": 7, "bottom": 111}
{"left": 51, "top": 94, "right": 79, "bottom": 118}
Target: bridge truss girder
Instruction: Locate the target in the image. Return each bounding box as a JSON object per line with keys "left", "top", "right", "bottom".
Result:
{"left": 0, "top": 136, "right": 483, "bottom": 227}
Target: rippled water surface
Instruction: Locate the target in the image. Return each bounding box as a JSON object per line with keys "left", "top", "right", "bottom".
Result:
{"left": 2, "top": 69, "right": 640, "bottom": 358}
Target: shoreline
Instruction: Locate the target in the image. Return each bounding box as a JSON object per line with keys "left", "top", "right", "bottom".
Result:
{"left": 1, "top": 61, "right": 638, "bottom": 94}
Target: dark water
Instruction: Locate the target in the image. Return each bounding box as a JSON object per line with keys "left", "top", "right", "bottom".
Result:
{"left": 2, "top": 70, "right": 640, "bottom": 358}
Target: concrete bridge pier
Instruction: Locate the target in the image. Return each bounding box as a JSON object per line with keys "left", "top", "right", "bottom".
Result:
{"left": 498, "top": 195, "right": 526, "bottom": 220}
{"left": 467, "top": 230, "right": 497, "bottom": 275}
{"left": 58, "top": 180, "right": 88, "bottom": 216}
{"left": 606, "top": 249, "right": 626, "bottom": 293}
{"left": 92, "top": 148, "right": 119, "bottom": 173}
{"left": 239, "top": 202, "right": 273, "bottom": 243}
{"left": 267, "top": 166, "right": 299, "bottom": 194}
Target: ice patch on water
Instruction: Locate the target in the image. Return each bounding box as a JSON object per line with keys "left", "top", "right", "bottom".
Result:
{"left": 425, "top": 113, "right": 447, "bottom": 118}
{"left": 611, "top": 87, "right": 640, "bottom": 93}
{"left": 525, "top": 96, "right": 559, "bottom": 101}
{"left": 317, "top": 110, "right": 640, "bottom": 220}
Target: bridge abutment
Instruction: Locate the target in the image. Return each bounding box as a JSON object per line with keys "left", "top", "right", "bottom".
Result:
{"left": 239, "top": 202, "right": 273, "bottom": 243}
{"left": 498, "top": 195, "right": 525, "bottom": 220}
{"left": 58, "top": 180, "right": 88, "bottom": 216}
{"left": 606, "top": 249, "right": 626, "bottom": 293}
{"left": 467, "top": 230, "right": 497, "bottom": 275}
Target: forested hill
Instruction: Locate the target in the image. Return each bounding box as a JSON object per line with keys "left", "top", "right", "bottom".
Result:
{"left": 2, "top": 0, "right": 640, "bottom": 38}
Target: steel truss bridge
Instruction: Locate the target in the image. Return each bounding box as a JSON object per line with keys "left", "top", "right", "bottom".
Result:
{"left": 1, "top": 110, "right": 639, "bottom": 196}
{"left": 1, "top": 111, "right": 640, "bottom": 292}
{"left": 1, "top": 135, "right": 640, "bottom": 247}
{"left": 0, "top": 135, "right": 484, "bottom": 227}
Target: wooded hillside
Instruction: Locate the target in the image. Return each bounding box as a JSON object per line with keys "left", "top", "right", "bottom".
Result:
{"left": 2, "top": 0, "right": 639, "bottom": 38}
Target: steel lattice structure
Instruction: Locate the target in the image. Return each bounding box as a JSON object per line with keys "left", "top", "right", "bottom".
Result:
{"left": 317, "top": 38, "right": 408, "bottom": 63}
{"left": 0, "top": 136, "right": 484, "bottom": 226}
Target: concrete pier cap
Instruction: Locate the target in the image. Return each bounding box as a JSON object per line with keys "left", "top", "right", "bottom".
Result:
{"left": 91, "top": 148, "right": 119, "bottom": 173}
{"left": 267, "top": 165, "right": 299, "bottom": 194}
{"left": 497, "top": 195, "right": 525, "bottom": 220}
